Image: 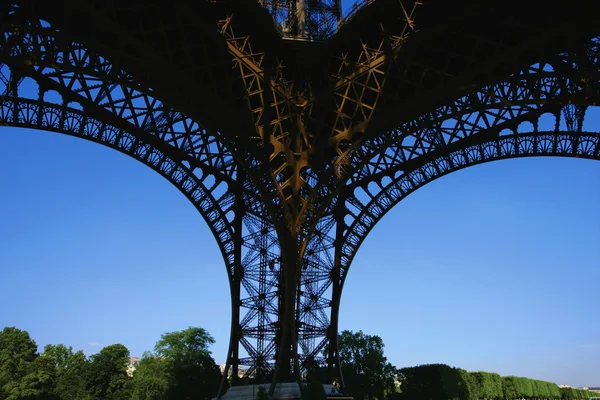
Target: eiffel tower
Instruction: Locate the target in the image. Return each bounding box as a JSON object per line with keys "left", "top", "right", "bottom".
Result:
{"left": 2, "top": 0, "right": 600, "bottom": 397}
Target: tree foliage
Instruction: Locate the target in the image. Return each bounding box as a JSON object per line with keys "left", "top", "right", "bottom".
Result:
{"left": 398, "top": 364, "right": 471, "bottom": 400}
{"left": 0, "top": 327, "right": 38, "bottom": 395}
{"left": 130, "top": 352, "right": 169, "bottom": 400}
{"left": 3, "top": 326, "right": 599, "bottom": 400}
{"left": 0, "top": 327, "right": 57, "bottom": 400}
{"left": 336, "top": 330, "right": 398, "bottom": 400}
{"left": 467, "top": 371, "right": 503, "bottom": 400}
{"left": 43, "top": 344, "right": 88, "bottom": 400}
{"left": 85, "top": 344, "right": 132, "bottom": 400}
{"left": 398, "top": 364, "right": 598, "bottom": 400}
{"left": 0, "top": 326, "right": 229, "bottom": 400}
{"left": 142, "top": 327, "right": 223, "bottom": 400}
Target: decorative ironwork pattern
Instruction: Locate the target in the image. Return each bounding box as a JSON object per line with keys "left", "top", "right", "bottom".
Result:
{"left": 259, "top": 0, "right": 341, "bottom": 40}
{"left": 339, "top": 47, "right": 600, "bottom": 278}
{"left": 0, "top": 18, "right": 241, "bottom": 278}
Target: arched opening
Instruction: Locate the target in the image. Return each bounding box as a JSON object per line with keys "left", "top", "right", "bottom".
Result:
{"left": 0, "top": 127, "right": 232, "bottom": 362}
{"left": 340, "top": 157, "right": 600, "bottom": 384}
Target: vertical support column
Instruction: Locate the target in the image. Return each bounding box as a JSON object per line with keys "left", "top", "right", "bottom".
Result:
{"left": 328, "top": 216, "right": 345, "bottom": 388}
{"left": 270, "top": 234, "right": 301, "bottom": 394}
{"left": 218, "top": 172, "right": 245, "bottom": 398}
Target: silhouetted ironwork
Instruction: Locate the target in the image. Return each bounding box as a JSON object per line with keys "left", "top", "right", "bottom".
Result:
{"left": 2, "top": 0, "right": 600, "bottom": 396}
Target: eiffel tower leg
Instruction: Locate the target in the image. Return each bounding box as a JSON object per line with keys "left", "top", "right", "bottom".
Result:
{"left": 270, "top": 237, "right": 303, "bottom": 394}
{"left": 218, "top": 178, "right": 244, "bottom": 398}
{"left": 328, "top": 220, "right": 345, "bottom": 388}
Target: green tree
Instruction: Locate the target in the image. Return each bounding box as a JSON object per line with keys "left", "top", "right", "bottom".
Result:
{"left": 336, "top": 330, "right": 398, "bottom": 400}
{"left": 2, "top": 356, "right": 58, "bottom": 400}
{"left": 131, "top": 352, "right": 170, "bottom": 400}
{"left": 85, "top": 344, "right": 132, "bottom": 400}
{"left": 0, "top": 327, "right": 38, "bottom": 396}
{"left": 0, "top": 327, "right": 58, "bottom": 400}
{"left": 42, "top": 344, "right": 89, "bottom": 400}
{"left": 151, "top": 327, "right": 223, "bottom": 400}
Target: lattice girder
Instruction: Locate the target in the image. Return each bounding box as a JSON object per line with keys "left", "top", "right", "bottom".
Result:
{"left": 259, "top": 0, "right": 342, "bottom": 40}
{"left": 28, "top": 0, "right": 253, "bottom": 139}
{"left": 366, "top": 0, "right": 600, "bottom": 137}
{"left": 340, "top": 130, "right": 600, "bottom": 275}
{"left": 0, "top": 93, "right": 240, "bottom": 275}
{"left": 0, "top": 14, "right": 239, "bottom": 181}
{"left": 350, "top": 64, "right": 599, "bottom": 185}
{"left": 216, "top": 1, "right": 420, "bottom": 236}
{"left": 0, "top": 11, "right": 246, "bottom": 277}
{"left": 339, "top": 39, "right": 600, "bottom": 279}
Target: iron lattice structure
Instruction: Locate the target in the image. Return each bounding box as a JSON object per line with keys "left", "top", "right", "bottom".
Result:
{"left": 259, "top": 0, "right": 341, "bottom": 39}
{"left": 2, "top": 0, "right": 600, "bottom": 395}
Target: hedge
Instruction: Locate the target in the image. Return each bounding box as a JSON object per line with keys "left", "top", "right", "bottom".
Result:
{"left": 397, "top": 364, "right": 598, "bottom": 400}
{"left": 398, "top": 364, "right": 471, "bottom": 400}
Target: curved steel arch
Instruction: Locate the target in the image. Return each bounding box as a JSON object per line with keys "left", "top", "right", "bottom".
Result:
{"left": 348, "top": 46, "right": 600, "bottom": 186}
{"left": 340, "top": 130, "right": 600, "bottom": 277}
{"left": 0, "top": 13, "right": 238, "bottom": 185}
{"left": 336, "top": 37, "right": 600, "bottom": 279}
{"left": 0, "top": 94, "right": 241, "bottom": 276}
{"left": 0, "top": 8, "right": 329, "bottom": 387}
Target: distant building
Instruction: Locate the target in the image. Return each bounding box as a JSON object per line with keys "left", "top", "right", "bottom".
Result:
{"left": 219, "top": 364, "right": 249, "bottom": 379}
{"left": 127, "top": 357, "right": 141, "bottom": 377}
{"left": 588, "top": 387, "right": 600, "bottom": 394}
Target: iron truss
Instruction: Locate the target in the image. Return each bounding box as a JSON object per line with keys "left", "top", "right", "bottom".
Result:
{"left": 2, "top": 0, "right": 600, "bottom": 396}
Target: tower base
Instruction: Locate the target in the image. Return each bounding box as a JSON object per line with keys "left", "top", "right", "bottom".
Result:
{"left": 218, "top": 383, "right": 300, "bottom": 400}
{"left": 218, "top": 383, "right": 348, "bottom": 399}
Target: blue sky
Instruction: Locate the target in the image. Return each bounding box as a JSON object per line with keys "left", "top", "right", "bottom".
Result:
{"left": 1, "top": 127, "right": 598, "bottom": 387}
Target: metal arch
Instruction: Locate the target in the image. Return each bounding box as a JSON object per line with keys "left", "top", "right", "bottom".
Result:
{"left": 0, "top": 13, "right": 257, "bottom": 277}
{"left": 0, "top": 14, "right": 238, "bottom": 185}
{"left": 0, "top": 15, "right": 264, "bottom": 379}
{"left": 339, "top": 130, "right": 600, "bottom": 275}
{"left": 337, "top": 44, "right": 600, "bottom": 277}
{"left": 0, "top": 94, "right": 240, "bottom": 278}
{"left": 215, "top": 1, "right": 420, "bottom": 237}
{"left": 348, "top": 60, "right": 600, "bottom": 185}
{"left": 0, "top": 9, "right": 337, "bottom": 381}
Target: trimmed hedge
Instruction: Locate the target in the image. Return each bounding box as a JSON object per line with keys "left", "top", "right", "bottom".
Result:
{"left": 397, "top": 364, "right": 598, "bottom": 400}
{"left": 468, "top": 372, "right": 504, "bottom": 400}
{"left": 398, "top": 364, "right": 471, "bottom": 400}
{"left": 560, "top": 387, "right": 600, "bottom": 400}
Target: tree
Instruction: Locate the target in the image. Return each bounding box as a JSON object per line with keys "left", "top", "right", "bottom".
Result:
{"left": 0, "top": 327, "right": 38, "bottom": 395}
{"left": 85, "top": 344, "right": 132, "bottom": 400}
{"left": 336, "top": 330, "right": 398, "bottom": 400}
{"left": 0, "top": 327, "right": 58, "bottom": 400}
{"left": 151, "top": 327, "right": 223, "bottom": 400}
{"left": 131, "top": 352, "right": 170, "bottom": 400}
{"left": 43, "top": 344, "right": 89, "bottom": 400}
{"left": 2, "top": 355, "right": 58, "bottom": 400}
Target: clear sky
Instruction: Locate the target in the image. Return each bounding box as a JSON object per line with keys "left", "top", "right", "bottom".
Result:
{"left": 1, "top": 127, "right": 598, "bottom": 387}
